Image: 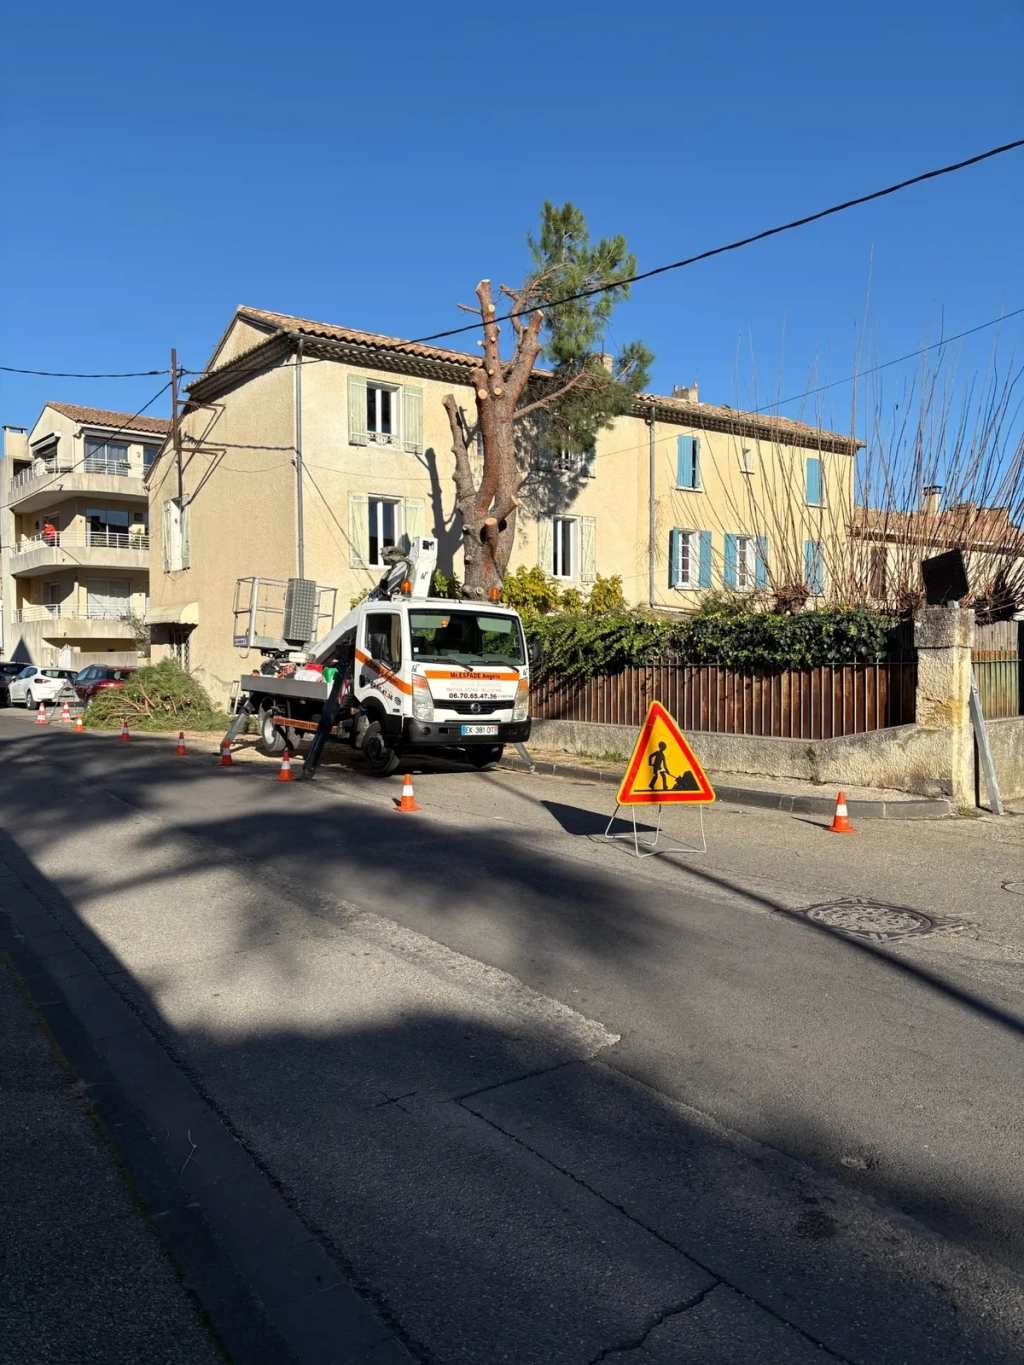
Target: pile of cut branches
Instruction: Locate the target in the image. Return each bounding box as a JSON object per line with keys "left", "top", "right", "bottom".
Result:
{"left": 84, "top": 659, "right": 229, "bottom": 732}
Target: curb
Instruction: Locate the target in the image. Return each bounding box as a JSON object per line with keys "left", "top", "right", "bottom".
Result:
{"left": 499, "top": 757, "right": 952, "bottom": 820}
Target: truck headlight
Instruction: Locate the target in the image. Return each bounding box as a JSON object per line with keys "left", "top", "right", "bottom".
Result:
{"left": 412, "top": 674, "right": 434, "bottom": 722}
{"left": 512, "top": 677, "right": 529, "bottom": 722}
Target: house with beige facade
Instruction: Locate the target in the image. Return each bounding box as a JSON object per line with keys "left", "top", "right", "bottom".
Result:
{"left": 1, "top": 403, "right": 165, "bottom": 668}
{"left": 147, "top": 306, "right": 859, "bottom": 704}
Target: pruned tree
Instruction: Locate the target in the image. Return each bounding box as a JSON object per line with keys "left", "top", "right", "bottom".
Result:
{"left": 443, "top": 202, "right": 653, "bottom": 600}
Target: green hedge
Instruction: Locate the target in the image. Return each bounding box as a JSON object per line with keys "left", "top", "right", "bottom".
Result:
{"left": 527, "top": 601, "right": 894, "bottom": 682}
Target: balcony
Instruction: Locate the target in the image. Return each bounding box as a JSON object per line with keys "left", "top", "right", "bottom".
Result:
{"left": 12, "top": 605, "right": 138, "bottom": 643}
{"left": 6, "top": 459, "right": 147, "bottom": 512}
{"left": 9, "top": 531, "right": 150, "bottom": 578}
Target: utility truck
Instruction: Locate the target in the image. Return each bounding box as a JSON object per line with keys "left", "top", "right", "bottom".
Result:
{"left": 227, "top": 538, "right": 533, "bottom": 778}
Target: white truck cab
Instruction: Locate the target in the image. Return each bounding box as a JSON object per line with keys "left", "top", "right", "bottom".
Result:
{"left": 232, "top": 540, "right": 532, "bottom": 776}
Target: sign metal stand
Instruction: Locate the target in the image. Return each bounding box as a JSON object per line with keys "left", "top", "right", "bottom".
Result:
{"left": 604, "top": 803, "right": 707, "bottom": 859}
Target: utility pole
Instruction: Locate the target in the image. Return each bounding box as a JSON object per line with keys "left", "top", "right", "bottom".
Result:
{"left": 295, "top": 336, "right": 305, "bottom": 580}
{"left": 170, "top": 347, "right": 183, "bottom": 507}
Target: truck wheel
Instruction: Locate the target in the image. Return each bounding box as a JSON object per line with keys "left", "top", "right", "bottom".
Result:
{"left": 256, "top": 704, "right": 287, "bottom": 756}
{"left": 467, "top": 744, "right": 504, "bottom": 770}
{"left": 361, "top": 721, "right": 400, "bottom": 775}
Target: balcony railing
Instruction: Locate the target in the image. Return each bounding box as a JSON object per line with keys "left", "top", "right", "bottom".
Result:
{"left": 12, "top": 531, "right": 150, "bottom": 554}
{"left": 15, "top": 605, "right": 139, "bottom": 624}
{"left": 8, "top": 457, "right": 137, "bottom": 497}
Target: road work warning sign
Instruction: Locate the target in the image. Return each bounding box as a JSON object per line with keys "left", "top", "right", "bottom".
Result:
{"left": 616, "top": 701, "right": 715, "bottom": 806}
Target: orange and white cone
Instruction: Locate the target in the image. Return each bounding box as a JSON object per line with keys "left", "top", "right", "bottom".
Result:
{"left": 276, "top": 749, "right": 294, "bottom": 782}
{"left": 175, "top": 731, "right": 187, "bottom": 756}
{"left": 120, "top": 719, "right": 130, "bottom": 742}
{"left": 35, "top": 702, "right": 47, "bottom": 725}
{"left": 219, "top": 740, "right": 233, "bottom": 767}
{"left": 74, "top": 711, "right": 84, "bottom": 732}
{"left": 60, "top": 699, "right": 72, "bottom": 724}
{"left": 394, "top": 774, "right": 421, "bottom": 813}
{"left": 827, "top": 791, "right": 856, "bottom": 834}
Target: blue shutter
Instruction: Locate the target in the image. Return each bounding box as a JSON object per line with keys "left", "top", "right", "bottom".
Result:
{"left": 804, "top": 540, "right": 824, "bottom": 595}
{"left": 669, "top": 528, "right": 680, "bottom": 587}
{"left": 724, "top": 534, "right": 738, "bottom": 589}
{"left": 806, "top": 457, "right": 822, "bottom": 506}
{"left": 698, "top": 531, "right": 712, "bottom": 588}
{"left": 676, "top": 435, "right": 697, "bottom": 488}
{"left": 692, "top": 436, "right": 701, "bottom": 488}
{"left": 755, "top": 535, "right": 769, "bottom": 589}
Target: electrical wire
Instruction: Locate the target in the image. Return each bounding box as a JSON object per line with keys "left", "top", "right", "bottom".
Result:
{"left": 0, "top": 365, "right": 169, "bottom": 378}
{"left": 410, "top": 138, "right": 1024, "bottom": 344}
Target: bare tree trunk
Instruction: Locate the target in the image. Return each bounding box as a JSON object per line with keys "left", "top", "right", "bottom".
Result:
{"left": 444, "top": 280, "right": 543, "bottom": 600}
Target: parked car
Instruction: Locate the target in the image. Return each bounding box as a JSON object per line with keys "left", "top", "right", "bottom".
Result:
{"left": 0, "top": 662, "right": 25, "bottom": 708}
{"left": 8, "top": 666, "right": 78, "bottom": 708}
{"left": 72, "top": 665, "right": 137, "bottom": 704}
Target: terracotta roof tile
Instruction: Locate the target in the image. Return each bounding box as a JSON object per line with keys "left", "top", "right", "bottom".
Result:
{"left": 233, "top": 306, "right": 856, "bottom": 447}
{"left": 46, "top": 402, "right": 171, "bottom": 437}
{"left": 853, "top": 504, "right": 1023, "bottom": 548}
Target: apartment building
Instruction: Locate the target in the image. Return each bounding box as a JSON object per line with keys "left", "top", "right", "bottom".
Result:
{"left": 147, "top": 306, "right": 858, "bottom": 703}
{"left": 1, "top": 403, "right": 167, "bottom": 668}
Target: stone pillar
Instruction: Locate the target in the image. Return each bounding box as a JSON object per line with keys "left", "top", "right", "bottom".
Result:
{"left": 913, "top": 606, "right": 975, "bottom": 805}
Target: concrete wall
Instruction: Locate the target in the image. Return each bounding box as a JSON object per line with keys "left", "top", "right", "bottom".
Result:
{"left": 983, "top": 717, "right": 1024, "bottom": 802}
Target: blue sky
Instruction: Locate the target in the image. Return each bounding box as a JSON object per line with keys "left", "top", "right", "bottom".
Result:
{"left": 2, "top": 0, "right": 1022, "bottom": 441}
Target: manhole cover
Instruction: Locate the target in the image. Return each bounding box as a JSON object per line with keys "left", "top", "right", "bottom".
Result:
{"left": 1002, "top": 881, "right": 1024, "bottom": 897}
{"left": 804, "top": 898, "right": 934, "bottom": 942}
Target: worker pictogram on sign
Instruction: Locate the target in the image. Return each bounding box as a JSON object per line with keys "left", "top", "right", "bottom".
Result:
{"left": 605, "top": 702, "right": 713, "bottom": 858}
{"left": 616, "top": 702, "right": 714, "bottom": 806}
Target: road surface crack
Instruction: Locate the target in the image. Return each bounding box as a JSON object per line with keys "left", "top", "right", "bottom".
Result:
{"left": 586, "top": 1282, "right": 720, "bottom": 1363}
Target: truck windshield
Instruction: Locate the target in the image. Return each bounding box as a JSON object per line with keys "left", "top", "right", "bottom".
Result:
{"left": 409, "top": 610, "right": 526, "bottom": 668}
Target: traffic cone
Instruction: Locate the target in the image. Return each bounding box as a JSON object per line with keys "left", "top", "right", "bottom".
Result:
{"left": 120, "top": 720, "right": 130, "bottom": 743}
{"left": 827, "top": 791, "right": 856, "bottom": 834}
{"left": 394, "top": 774, "right": 421, "bottom": 813}
{"left": 35, "top": 702, "right": 47, "bottom": 725}
{"left": 74, "top": 712, "right": 84, "bottom": 732}
{"left": 175, "top": 731, "right": 187, "bottom": 756}
{"left": 218, "top": 739, "right": 233, "bottom": 767}
{"left": 276, "top": 749, "right": 294, "bottom": 782}
{"left": 60, "top": 699, "right": 72, "bottom": 724}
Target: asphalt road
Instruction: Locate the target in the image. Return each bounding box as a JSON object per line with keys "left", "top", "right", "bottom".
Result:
{"left": 1, "top": 709, "right": 1022, "bottom": 1364}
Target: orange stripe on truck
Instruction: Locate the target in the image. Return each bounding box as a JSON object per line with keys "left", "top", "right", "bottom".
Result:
{"left": 355, "top": 647, "right": 413, "bottom": 695}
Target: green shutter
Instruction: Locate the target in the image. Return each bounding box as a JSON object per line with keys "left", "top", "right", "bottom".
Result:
{"left": 403, "top": 497, "right": 425, "bottom": 546}
{"left": 724, "top": 534, "right": 738, "bottom": 589}
{"left": 669, "top": 528, "right": 680, "bottom": 587}
{"left": 347, "top": 374, "right": 368, "bottom": 447}
{"left": 180, "top": 500, "right": 190, "bottom": 570}
{"left": 161, "top": 499, "right": 172, "bottom": 572}
{"left": 698, "top": 531, "right": 712, "bottom": 589}
{"left": 580, "top": 516, "right": 596, "bottom": 582}
{"left": 755, "top": 535, "right": 768, "bottom": 589}
{"left": 402, "top": 385, "right": 423, "bottom": 456}
{"left": 537, "top": 518, "right": 553, "bottom": 573}
{"left": 348, "top": 493, "right": 369, "bottom": 567}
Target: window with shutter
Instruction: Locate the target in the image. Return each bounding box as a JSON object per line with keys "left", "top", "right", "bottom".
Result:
{"left": 347, "top": 374, "right": 368, "bottom": 446}
{"left": 755, "top": 535, "right": 768, "bottom": 590}
{"left": 403, "top": 497, "right": 425, "bottom": 547}
{"left": 806, "top": 457, "right": 823, "bottom": 506}
{"left": 698, "top": 531, "right": 713, "bottom": 589}
{"left": 537, "top": 519, "right": 553, "bottom": 573}
{"left": 670, "top": 529, "right": 701, "bottom": 589}
{"left": 402, "top": 386, "right": 423, "bottom": 456}
{"left": 348, "top": 493, "right": 369, "bottom": 567}
{"left": 580, "top": 516, "right": 596, "bottom": 582}
{"left": 676, "top": 435, "right": 701, "bottom": 489}
{"left": 552, "top": 518, "right": 577, "bottom": 578}
{"left": 180, "top": 501, "right": 190, "bottom": 569}
{"left": 804, "top": 540, "right": 824, "bottom": 595}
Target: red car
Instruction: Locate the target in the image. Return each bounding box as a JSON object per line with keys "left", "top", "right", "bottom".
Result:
{"left": 73, "top": 665, "right": 136, "bottom": 703}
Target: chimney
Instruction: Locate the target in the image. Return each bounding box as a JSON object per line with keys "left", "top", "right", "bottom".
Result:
{"left": 671, "top": 382, "right": 699, "bottom": 404}
{"left": 922, "top": 485, "right": 941, "bottom": 516}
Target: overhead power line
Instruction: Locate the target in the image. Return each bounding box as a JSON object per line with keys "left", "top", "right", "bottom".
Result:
{"left": 410, "top": 138, "right": 1024, "bottom": 345}
{"left": 0, "top": 365, "right": 169, "bottom": 378}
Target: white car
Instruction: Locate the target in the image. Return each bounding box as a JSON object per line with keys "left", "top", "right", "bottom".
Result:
{"left": 8, "top": 666, "right": 78, "bottom": 709}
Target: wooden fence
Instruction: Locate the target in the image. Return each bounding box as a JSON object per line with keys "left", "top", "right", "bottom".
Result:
{"left": 973, "top": 620, "right": 1022, "bottom": 720}
{"left": 533, "top": 662, "right": 917, "bottom": 740}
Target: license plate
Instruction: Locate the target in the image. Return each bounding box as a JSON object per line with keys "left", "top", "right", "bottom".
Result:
{"left": 460, "top": 724, "right": 499, "bottom": 736}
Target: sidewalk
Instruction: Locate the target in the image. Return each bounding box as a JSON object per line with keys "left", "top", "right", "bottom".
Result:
{"left": 0, "top": 950, "right": 223, "bottom": 1365}
{"left": 504, "top": 744, "right": 956, "bottom": 818}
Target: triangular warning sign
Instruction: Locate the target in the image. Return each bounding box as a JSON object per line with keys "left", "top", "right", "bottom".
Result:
{"left": 617, "top": 702, "right": 715, "bottom": 806}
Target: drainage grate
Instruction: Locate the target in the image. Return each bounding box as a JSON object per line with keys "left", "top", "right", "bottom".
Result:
{"left": 803, "top": 898, "right": 935, "bottom": 942}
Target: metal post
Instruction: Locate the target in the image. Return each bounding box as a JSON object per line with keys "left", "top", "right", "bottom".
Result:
{"left": 647, "top": 406, "right": 656, "bottom": 607}
{"left": 295, "top": 337, "right": 305, "bottom": 580}
{"left": 170, "top": 348, "right": 183, "bottom": 507}
{"left": 969, "top": 665, "right": 1004, "bottom": 815}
